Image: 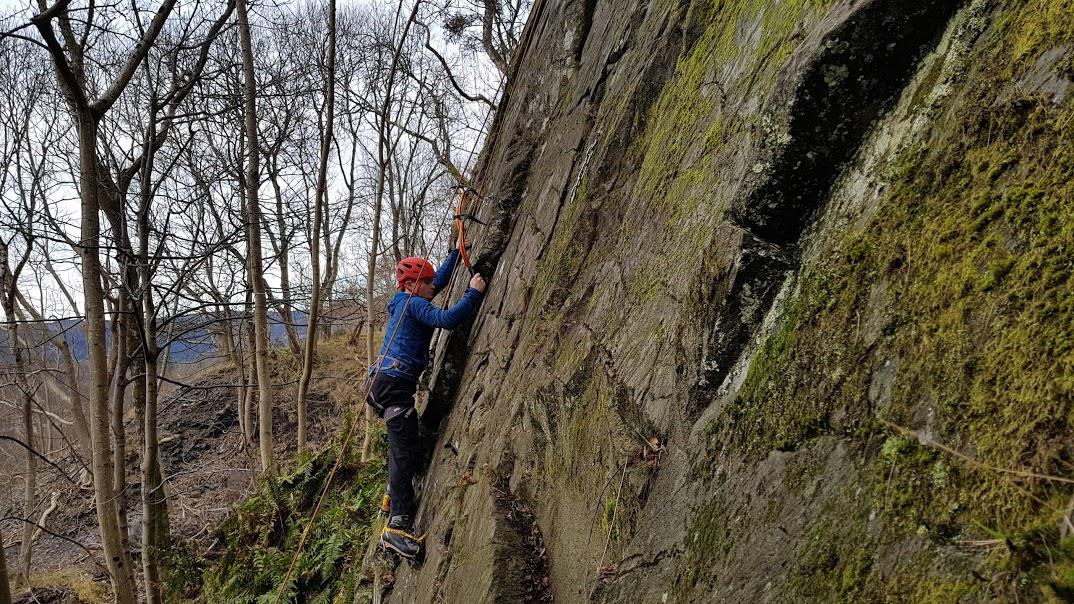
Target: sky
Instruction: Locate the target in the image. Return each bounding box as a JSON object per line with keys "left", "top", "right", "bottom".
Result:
{"left": 0, "top": 0, "right": 509, "bottom": 318}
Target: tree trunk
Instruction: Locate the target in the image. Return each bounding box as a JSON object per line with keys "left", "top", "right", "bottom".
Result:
{"left": 16, "top": 290, "right": 93, "bottom": 460}
{"left": 362, "top": 0, "right": 420, "bottom": 462}
{"left": 108, "top": 303, "right": 137, "bottom": 596}
{"left": 76, "top": 112, "right": 138, "bottom": 604}
{"left": 42, "top": 386, "right": 54, "bottom": 460}
{"left": 1, "top": 240, "right": 36, "bottom": 586}
{"left": 141, "top": 302, "right": 166, "bottom": 604}
{"left": 296, "top": 0, "right": 336, "bottom": 453}
{"left": 18, "top": 365, "right": 35, "bottom": 585}
{"left": 31, "top": 1, "right": 179, "bottom": 597}
{"left": 222, "top": 306, "right": 251, "bottom": 448}
{"left": 320, "top": 203, "right": 333, "bottom": 340}
{"left": 138, "top": 125, "right": 167, "bottom": 604}
{"left": 235, "top": 0, "right": 274, "bottom": 474}
{"left": 267, "top": 169, "right": 301, "bottom": 358}
{"left": 0, "top": 528, "right": 11, "bottom": 604}
{"left": 243, "top": 317, "right": 257, "bottom": 450}
{"left": 481, "top": 0, "right": 509, "bottom": 74}
{"left": 362, "top": 199, "right": 383, "bottom": 462}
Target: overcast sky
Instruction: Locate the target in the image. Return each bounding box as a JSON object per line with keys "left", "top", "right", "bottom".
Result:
{"left": 0, "top": 0, "right": 509, "bottom": 317}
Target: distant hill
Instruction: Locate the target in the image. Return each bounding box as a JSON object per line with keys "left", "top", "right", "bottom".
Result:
{"left": 0, "top": 310, "right": 308, "bottom": 364}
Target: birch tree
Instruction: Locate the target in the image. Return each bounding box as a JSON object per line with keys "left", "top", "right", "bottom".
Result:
{"left": 234, "top": 0, "right": 275, "bottom": 473}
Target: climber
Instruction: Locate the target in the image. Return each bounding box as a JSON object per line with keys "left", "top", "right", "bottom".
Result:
{"left": 367, "top": 247, "right": 486, "bottom": 560}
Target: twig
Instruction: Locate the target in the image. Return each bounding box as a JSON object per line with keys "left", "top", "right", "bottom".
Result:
{"left": 0, "top": 435, "right": 80, "bottom": 486}
{"left": 878, "top": 419, "right": 1074, "bottom": 485}
{"left": 1, "top": 515, "right": 107, "bottom": 573}
{"left": 955, "top": 538, "right": 1005, "bottom": 548}
{"left": 590, "top": 463, "right": 627, "bottom": 599}
{"left": 1061, "top": 494, "right": 1074, "bottom": 539}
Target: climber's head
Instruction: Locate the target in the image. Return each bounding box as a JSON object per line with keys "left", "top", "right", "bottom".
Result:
{"left": 396, "top": 257, "right": 436, "bottom": 299}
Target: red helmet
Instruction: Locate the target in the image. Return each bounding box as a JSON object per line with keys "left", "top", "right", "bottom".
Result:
{"left": 396, "top": 256, "right": 435, "bottom": 289}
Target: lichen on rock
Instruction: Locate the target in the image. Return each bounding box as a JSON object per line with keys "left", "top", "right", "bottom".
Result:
{"left": 271, "top": 0, "right": 1074, "bottom": 602}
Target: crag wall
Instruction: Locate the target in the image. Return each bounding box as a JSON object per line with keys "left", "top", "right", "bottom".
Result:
{"left": 399, "top": 0, "right": 1074, "bottom": 601}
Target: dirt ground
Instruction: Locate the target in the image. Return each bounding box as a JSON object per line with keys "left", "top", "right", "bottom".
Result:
{"left": 2, "top": 336, "right": 369, "bottom": 601}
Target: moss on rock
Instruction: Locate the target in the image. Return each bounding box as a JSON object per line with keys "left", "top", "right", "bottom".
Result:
{"left": 702, "top": 0, "right": 1074, "bottom": 597}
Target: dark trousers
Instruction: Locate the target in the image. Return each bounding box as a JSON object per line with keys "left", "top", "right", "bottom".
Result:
{"left": 366, "top": 374, "right": 419, "bottom": 519}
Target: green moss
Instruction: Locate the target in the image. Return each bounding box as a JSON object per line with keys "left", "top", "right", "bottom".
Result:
{"left": 614, "top": 0, "right": 837, "bottom": 318}
{"left": 532, "top": 174, "right": 591, "bottom": 312}
{"left": 536, "top": 358, "right": 645, "bottom": 570}
{"left": 635, "top": 0, "right": 833, "bottom": 197}
{"left": 910, "top": 579, "right": 978, "bottom": 604}
{"left": 673, "top": 501, "right": 736, "bottom": 596}
{"left": 676, "top": 445, "right": 984, "bottom": 602}
{"left": 544, "top": 370, "right": 618, "bottom": 489}
{"left": 716, "top": 252, "right": 874, "bottom": 454}
{"left": 789, "top": 537, "right": 874, "bottom": 602}
{"left": 599, "top": 497, "right": 620, "bottom": 538}
{"left": 998, "top": 0, "right": 1074, "bottom": 72}
{"left": 701, "top": 0, "right": 1074, "bottom": 596}
{"left": 872, "top": 437, "right": 964, "bottom": 539}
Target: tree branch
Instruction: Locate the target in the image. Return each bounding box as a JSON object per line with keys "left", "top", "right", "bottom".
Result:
{"left": 0, "top": 436, "right": 80, "bottom": 487}
{"left": 415, "top": 20, "right": 496, "bottom": 109}
{"left": 91, "top": 0, "right": 181, "bottom": 114}
{"left": 30, "top": 0, "right": 90, "bottom": 111}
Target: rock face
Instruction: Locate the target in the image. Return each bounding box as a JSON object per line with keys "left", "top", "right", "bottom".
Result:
{"left": 393, "top": 0, "right": 1074, "bottom": 601}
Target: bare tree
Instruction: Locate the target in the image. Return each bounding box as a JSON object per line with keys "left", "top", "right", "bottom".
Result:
{"left": 0, "top": 145, "right": 38, "bottom": 587}
{"left": 257, "top": 21, "right": 315, "bottom": 359}
{"left": 0, "top": 527, "right": 9, "bottom": 604}
{"left": 296, "top": 0, "right": 338, "bottom": 452}
{"left": 0, "top": 29, "right": 44, "bottom": 585}
{"left": 234, "top": 0, "right": 275, "bottom": 473}
{"left": 25, "top": 0, "right": 240, "bottom": 595}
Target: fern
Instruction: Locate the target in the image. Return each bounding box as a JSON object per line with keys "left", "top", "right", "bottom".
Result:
{"left": 202, "top": 434, "right": 387, "bottom": 602}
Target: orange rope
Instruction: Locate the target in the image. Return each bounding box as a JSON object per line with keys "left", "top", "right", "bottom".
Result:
{"left": 455, "top": 188, "right": 473, "bottom": 271}
{"left": 275, "top": 52, "right": 506, "bottom": 604}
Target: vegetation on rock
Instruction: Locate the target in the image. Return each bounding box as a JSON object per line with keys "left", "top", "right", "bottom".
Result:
{"left": 173, "top": 424, "right": 387, "bottom": 604}
{"left": 700, "top": 0, "right": 1074, "bottom": 599}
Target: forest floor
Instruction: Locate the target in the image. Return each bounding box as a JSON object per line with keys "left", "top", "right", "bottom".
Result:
{"left": 4, "top": 333, "right": 372, "bottom": 603}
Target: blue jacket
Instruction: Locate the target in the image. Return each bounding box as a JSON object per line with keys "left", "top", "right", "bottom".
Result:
{"left": 373, "top": 249, "right": 482, "bottom": 381}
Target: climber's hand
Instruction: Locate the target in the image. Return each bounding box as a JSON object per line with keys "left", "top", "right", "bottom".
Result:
{"left": 469, "top": 273, "right": 487, "bottom": 293}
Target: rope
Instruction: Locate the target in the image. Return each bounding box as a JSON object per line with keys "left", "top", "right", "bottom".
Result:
{"left": 274, "top": 0, "right": 426, "bottom": 595}
{"left": 439, "top": 73, "right": 506, "bottom": 310}
{"left": 274, "top": 37, "right": 506, "bottom": 604}
{"left": 272, "top": 290, "right": 416, "bottom": 603}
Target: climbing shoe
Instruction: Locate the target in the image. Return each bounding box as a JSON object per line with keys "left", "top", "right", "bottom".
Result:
{"left": 380, "top": 515, "right": 426, "bottom": 560}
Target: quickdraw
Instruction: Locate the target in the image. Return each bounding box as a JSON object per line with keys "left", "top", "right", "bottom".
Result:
{"left": 274, "top": 38, "right": 505, "bottom": 604}
{"left": 452, "top": 185, "right": 487, "bottom": 274}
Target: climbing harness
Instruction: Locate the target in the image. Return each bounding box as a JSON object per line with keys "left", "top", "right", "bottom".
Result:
{"left": 273, "top": 289, "right": 417, "bottom": 603}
